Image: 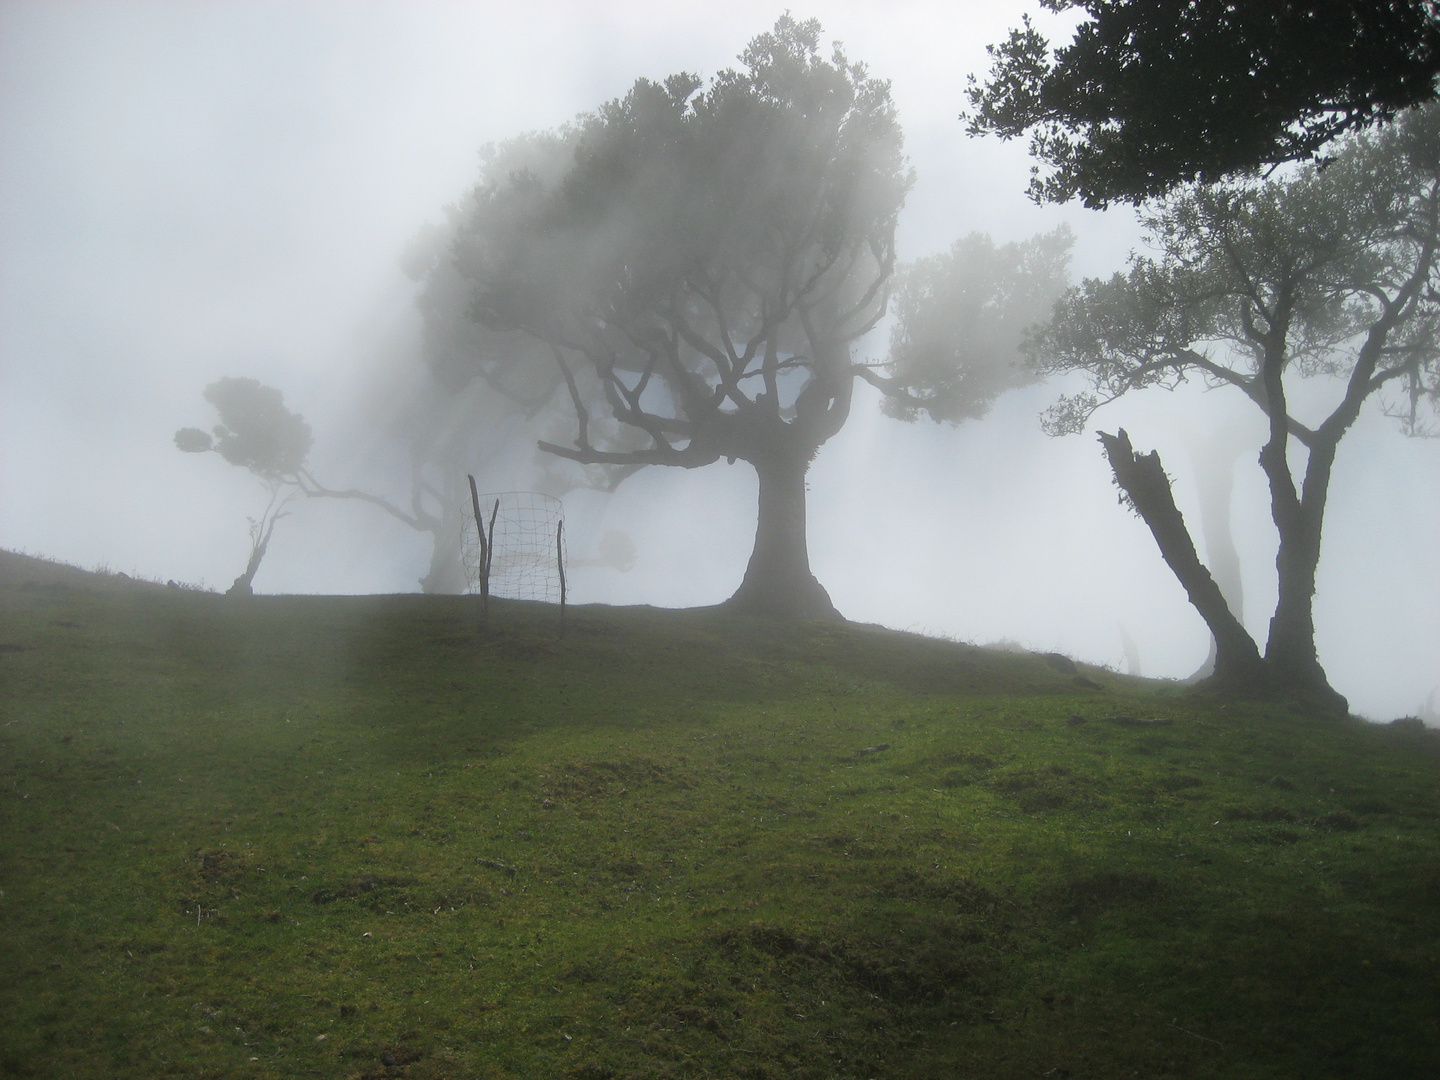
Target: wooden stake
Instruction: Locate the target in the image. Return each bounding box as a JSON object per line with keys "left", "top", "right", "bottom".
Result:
{"left": 467, "top": 475, "right": 490, "bottom": 631}
{"left": 487, "top": 500, "right": 499, "bottom": 583}
{"left": 556, "top": 518, "right": 567, "bottom": 636}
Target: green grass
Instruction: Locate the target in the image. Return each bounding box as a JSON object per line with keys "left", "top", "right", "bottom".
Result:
{"left": 1, "top": 549, "right": 1437, "bottom": 1079}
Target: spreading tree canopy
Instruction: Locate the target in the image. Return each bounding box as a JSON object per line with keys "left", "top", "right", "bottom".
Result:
{"left": 448, "top": 17, "right": 908, "bottom": 619}
{"left": 176, "top": 377, "right": 313, "bottom": 479}
{"left": 426, "top": 17, "right": 1071, "bottom": 619}
{"left": 878, "top": 227, "right": 1073, "bottom": 424}
{"left": 967, "top": 0, "right": 1440, "bottom": 206}
{"left": 1027, "top": 104, "right": 1440, "bottom": 710}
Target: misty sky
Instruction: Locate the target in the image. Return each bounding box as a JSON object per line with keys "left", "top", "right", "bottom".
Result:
{"left": 1, "top": 1, "right": 1436, "bottom": 720}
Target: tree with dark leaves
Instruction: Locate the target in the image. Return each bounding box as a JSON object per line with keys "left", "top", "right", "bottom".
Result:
{"left": 448, "top": 17, "right": 908, "bottom": 620}
{"left": 967, "top": 0, "right": 1440, "bottom": 206}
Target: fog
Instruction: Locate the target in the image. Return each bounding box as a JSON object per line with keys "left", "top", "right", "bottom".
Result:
{"left": 2, "top": 1, "right": 1436, "bottom": 721}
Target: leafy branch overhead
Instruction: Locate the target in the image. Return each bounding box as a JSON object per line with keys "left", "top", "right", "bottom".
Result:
{"left": 967, "top": 1, "right": 1440, "bottom": 206}
{"left": 1031, "top": 107, "right": 1440, "bottom": 440}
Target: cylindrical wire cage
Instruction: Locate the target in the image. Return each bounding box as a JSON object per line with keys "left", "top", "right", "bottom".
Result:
{"left": 461, "top": 491, "right": 567, "bottom": 604}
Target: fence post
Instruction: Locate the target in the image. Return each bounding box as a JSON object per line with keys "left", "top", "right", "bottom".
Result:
{"left": 556, "top": 518, "right": 567, "bottom": 637}
{"left": 487, "top": 500, "right": 499, "bottom": 583}
{"left": 467, "top": 475, "right": 490, "bottom": 632}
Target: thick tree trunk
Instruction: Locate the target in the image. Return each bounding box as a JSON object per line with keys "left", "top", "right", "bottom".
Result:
{"left": 227, "top": 530, "right": 271, "bottom": 597}
{"left": 1265, "top": 505, "right": 1326, "bottom": 682}
{"left": 1247, "top": 329, "right": 1350, "bottom": 713}
{"left": 725, "top": 452, "right": 841, "bottom": 620}
{"left": 418, "top": 494, "right": 468, "bottom": 594}
{"left": 1098, "top": 430, "right": 1266, "bottom": 689}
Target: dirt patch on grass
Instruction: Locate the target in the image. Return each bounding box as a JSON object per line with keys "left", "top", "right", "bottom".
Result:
{"left": 540, "top": 756, "right": 691, "bottom": 800}
{"left": 311, "top": 872, "right": 418, "bottom": 907}
{"left": 713, "top": 919, "right": 990, "bottom": 1008}
{"left": 932, "top": 750, "right": 997, "bottom": 788}
{"left": 989, "top": 764, "right": 1106, "bottom": 813}
{"left": 1051, "top": 869, "right": 1167, "bottom": 915}
{"left": 873, "top": 867, "right": 1006, "bottom": 913}
{"left": 1218, "top": 804, "right": 1298, "bottom": 822}
{"left": 343, "top": 1042, "right": 428, "bottom": 1078}
{"left": 190, "top": 847, "right": 247, "bottom": 882}
{"left": 1314, "top": 810, "right": 1362, "bottom": 831}
{"left": 1156, "top": 773, "right": 1205, "bottom": 793}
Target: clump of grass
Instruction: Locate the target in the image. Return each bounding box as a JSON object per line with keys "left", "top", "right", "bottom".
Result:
{"left": 1, "top": 550, "right": 1437, "bottom": 1078}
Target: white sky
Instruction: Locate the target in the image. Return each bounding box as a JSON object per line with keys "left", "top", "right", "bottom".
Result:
{"left": 1, "top": 1, "right": 1436, "bottom": 720}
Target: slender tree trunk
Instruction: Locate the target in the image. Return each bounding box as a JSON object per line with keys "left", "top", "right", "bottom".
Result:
{"left": 1098, "top": 430, "right": 1265, "bottom": 688}
{"left": 1187, "top": 441, "right": 1245, "bottom": 681}
{"left": 725, "top": 451, "right": 840, "bottom": 620}
{"left": 1261, "top": 435, "right": 1347, "bottom": 712}
{"left": 1199, "top": 464, "right": 1245, "bottom": 621}
{"left": 227, "top": 517, "right": 278, "bottom": 597}
{"left": 1245, "top": 312, "right": 1349, "bottom": 712}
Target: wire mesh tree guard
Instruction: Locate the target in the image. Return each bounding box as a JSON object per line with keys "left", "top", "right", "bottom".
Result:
{"left": 462, "top": 479, "right": 567, "bottom": 630}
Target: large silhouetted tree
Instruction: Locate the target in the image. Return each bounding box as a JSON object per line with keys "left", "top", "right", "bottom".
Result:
{"left": 431, "top": 17, "right": 1069, "bottom": 619}
{"left": 1028, "top": 105, "right": 1440, "bottom": 710}
{"left": 967, "top": 1, "right": 1440, "bottom": 206}
{"left": 447, "top": 17, "right": 909, "bottom": 619}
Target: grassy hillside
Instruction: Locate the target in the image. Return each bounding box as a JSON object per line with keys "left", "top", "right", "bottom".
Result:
{"left": 1, "top": 549, "right": 1437, "bottom": 1079}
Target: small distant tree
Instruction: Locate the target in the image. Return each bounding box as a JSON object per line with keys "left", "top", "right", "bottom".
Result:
{"left": 177, "top": 376, "right": 479, "bottom": 594}
{"left": 1027, "top": 105, "right": 1440, "bottom": 711}
{"left": 966, "top": 0, "right": 1440, "bottom": 206}
{"left": 175, "top": 378, "right": 312, "bottom": 596}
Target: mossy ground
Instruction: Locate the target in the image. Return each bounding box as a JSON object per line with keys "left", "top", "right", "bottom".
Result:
{"left": 1, "top": 550, "right": 1437, "bottom": 1079}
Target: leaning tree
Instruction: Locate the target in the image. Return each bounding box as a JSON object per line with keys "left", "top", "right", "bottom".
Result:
{"left": 430, "top": 16, "right": 1069, "bottom": 619}
{"left": 1028, "top": 104, "right": 1440, "bottom": 711}
{"left": 177, "top": 374, "right": 535, "bottom": 594}
{"left": 175, "top": 377, "right": 312, "bottom": 595}
{"left": 965, "top": 0, "right": 1440, "bottom": 207}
